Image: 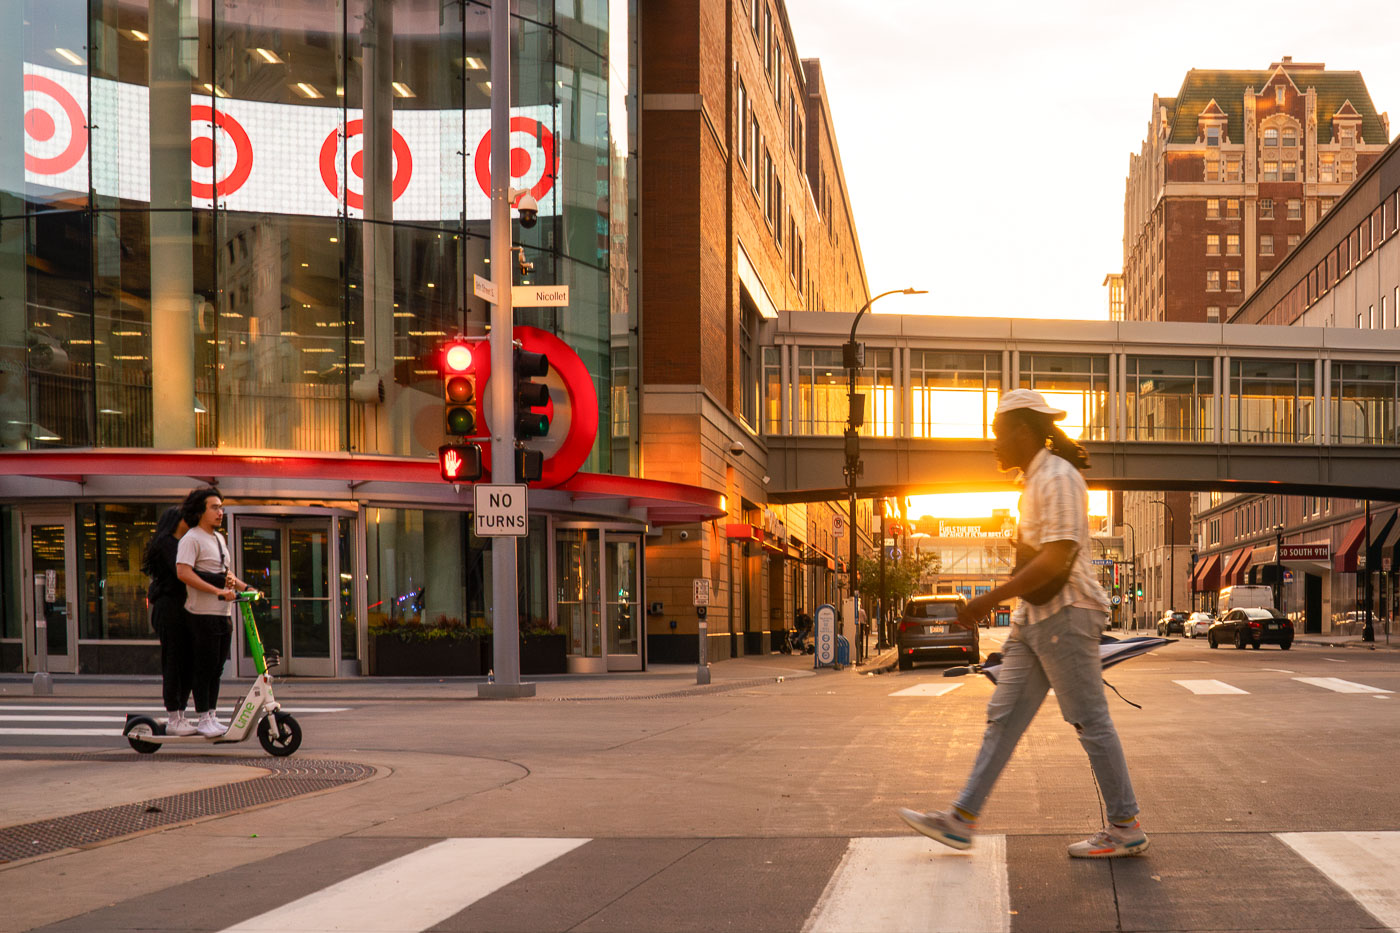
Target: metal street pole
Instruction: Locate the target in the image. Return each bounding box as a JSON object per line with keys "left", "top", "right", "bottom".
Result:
{"left": 877, "top": 504, "right": 887, "bottom": 660}
{"left": 1121, "top": 519, "right": 1137, "bottom": 629}
{"left": 1363, "top": 500, "right": 1376, "bottom": 643}
{"left": 1152, "top": 498, "right": 1175, "bottom": 614}
{"left": 1274, "top": 524, "right": 1284, "bottom": 614}
{"left": 842, "top": 287, "right": 926, "bottom": 658}
{"left": 480, "top": 0, "right": 532, "bottom": 698}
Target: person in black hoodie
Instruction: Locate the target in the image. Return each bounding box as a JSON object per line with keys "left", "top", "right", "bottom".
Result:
{"left": 142, "top": 506, "right": 197, "bottom": 735}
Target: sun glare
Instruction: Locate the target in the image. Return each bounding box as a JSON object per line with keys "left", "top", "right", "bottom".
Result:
{"left": 908, "top": 489, "right": 1108, "bottom": 522}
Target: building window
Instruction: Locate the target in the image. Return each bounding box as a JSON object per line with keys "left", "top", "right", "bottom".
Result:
{"left": 1227, "top": 270, "right": 1241, "bottom": 291}
{"left": 737, "top": 81, "right": 749, "bottom": 168}
{"left": 1231, "top": 359, "right": 1315, "bottom": 443}
{"left": 1320, "top": 155, "right": 1335, "bottom": 183}
{"left": 1287, "top": 234, "right": 1300, "bottom": 249}
{"left": 1282, "top": 161, "right": 1297, "bottom": 181}
{"left": 1276, "top": 86, "right": 1286, "bottom": 105}
{"left": 1124, "top": 356, "right": 1215, "bottom": 441}
{"left": 1263, "top": 161, "right": 1278, "bottom": 181}
{"left": 1321, "top": 197, "right": 1334, "bottom": 216}
{"left": 740, "top": 304, "right": 760, "bottom": 428}
{"left": 1227, "top": 199, "right": 1241, "bottom": 219}
{"left": 1340, "top": 128, "right": 1355, "bottom": 146}
{"left": 1205, "top": 159, "right": 1220, "bottom": 182}
{"left": 1206, "top": 198, "right": 1220, "bottom": 220}
{"left": 1260, "top": 198, "right": 1274, "bottom": 220}
{"left": 1260, "top": 235, "right": 1274, "bottom": 256}
{"left": 1206, "top": 234, "right": 1220, "bottom": 255}
{"left": 1206, "top": 125, "right": 1220, "bottom": 146}
{"left": 1226, "top": 234, "right": 1240, "bottom": 256}
{"left": 1340, "top": 162, "right": 1355, "bottom": 183}
{"left": 1283, "top": 129, "right": 1297, "bottom": 147}
{"left": 1206, "top": 270, "right": 1221, "bottom": 291}
{"left": 1226, "top": 157, "right": 1242, "bottom": 181}
{"left": 1264, "top": 128, "right": 1278, "bottom": 147}
{"left": 1207, "top": 305, "right": 1221, "bottom": 322}
{"left": 1287, "top": 199, "right": 1302, "bottom": 220}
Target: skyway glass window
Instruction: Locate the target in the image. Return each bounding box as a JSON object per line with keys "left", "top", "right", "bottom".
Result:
{"left": 1230, "top": 360, "right": 1315, "bottom": 443}
{"left": 1018, "top": 354, "right": 1110, "bottom": 441}
{"left": 1332, "top": 363, "right": 1399, "bottom": 445}
{"left": 794, "top": 348, "right": 894, "bottom": 437}
{"left": 908, "top": 351, "right": 1000, "bottom": 439}
{"left": 1125, "top": 357, "right": 1213, "bottom": 441}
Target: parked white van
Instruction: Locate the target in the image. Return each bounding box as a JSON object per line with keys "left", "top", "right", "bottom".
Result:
{"left": 1218, "top": 584, "right": 1274, "bottom": 613}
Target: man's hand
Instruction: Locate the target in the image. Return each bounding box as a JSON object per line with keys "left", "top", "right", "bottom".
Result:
{"left": 957, "top": 593, "right": 994, "bottom": 629}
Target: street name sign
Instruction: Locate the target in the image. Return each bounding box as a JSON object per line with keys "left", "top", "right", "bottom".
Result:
{"left": 514, "top": 284, "right": 570, "bottom": 307}
{"left": 1280, "top": 543, "right": 1330, "bottom": 561}
{"left": 473, "top": 273, "right": 497, "bottom": 303}
{"left": 474, "top": 484, "right": 528, "bottom": 536}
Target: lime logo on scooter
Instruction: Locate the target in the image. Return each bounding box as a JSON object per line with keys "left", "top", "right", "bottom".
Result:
{"left": 234, "top": 700, "right": 257, "bottom": 730}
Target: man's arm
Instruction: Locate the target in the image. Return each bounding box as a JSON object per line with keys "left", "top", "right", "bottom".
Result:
{"left": 956, "top": 540, "right": 1078, "bottom": 627}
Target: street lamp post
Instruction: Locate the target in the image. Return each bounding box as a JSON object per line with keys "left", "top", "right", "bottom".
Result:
{"left": 1121, "top": 520, "right": 1137, "bottom": 629}
{"left": 844, "top": 287, "right": 926, "bottom": 661}
{"left": 1150, "top": 498, "right": 1176, "bottom": 616}
{"left": 1273, "top": 523, "right": 1285, "bottom": 614}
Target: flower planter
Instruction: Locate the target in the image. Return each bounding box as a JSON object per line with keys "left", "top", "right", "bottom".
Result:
{"left": 477, "top": 632, "right": 568, "bottom": 676}
{"left": 370, "top": 633, "right": 482, "bottom": 676}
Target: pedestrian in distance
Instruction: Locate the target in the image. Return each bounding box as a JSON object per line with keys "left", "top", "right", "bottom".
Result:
{"left": 175, "top": 486, "right": 257, "bottom": 737}
{"left": 141, "top": 506, "right": 196, "bottom": 736}
{"left": 897, "top": 389, "right": 1148, "bottom": 859}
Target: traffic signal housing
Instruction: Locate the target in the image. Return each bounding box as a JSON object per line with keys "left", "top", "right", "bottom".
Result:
{"left": 441, "top": 338, "right": 481, "bottom": 438}
{"left": 513, "top": 346, "right": 550, "bottom": 482}
{"left": 438, "top": 443, "right": 482, "bottom": 482}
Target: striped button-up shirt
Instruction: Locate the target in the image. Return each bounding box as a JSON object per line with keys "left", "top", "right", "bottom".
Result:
{"left": 1012, "top": 448, "right": 1110, "bottom": 626}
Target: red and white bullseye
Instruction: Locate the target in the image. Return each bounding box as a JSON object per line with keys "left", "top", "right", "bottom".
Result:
{"left": 189, "top": 105, "right": 254, "bottom": 199}
{"left": 473, "top": 116, "right": 557, "bottom": 204}
{"left": 23, "top": 73, "right": 87, "bottom": 175}
{"left": 318, "top": 120, "right": 413, "bottom": 210}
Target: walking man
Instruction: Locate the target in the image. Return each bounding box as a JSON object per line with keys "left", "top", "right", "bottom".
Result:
{"left": 897, "top": 390, "right": 1148, "bottom": 858}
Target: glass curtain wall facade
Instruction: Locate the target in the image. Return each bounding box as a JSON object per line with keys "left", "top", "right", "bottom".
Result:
{"left": 1, "top": 0, "right": 637, "bottom": 469}
{"left": 1, "top": 0, "right": 640, "bottom": 672}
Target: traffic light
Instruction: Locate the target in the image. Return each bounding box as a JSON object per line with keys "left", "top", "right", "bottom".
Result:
{"left": 1134, "top": 585, "right": 1144, "bottom": 601}
{"left": 513, "top": 346, "right": 550, "bottom": 482}
{"left": 441, "top": 339, "right": 480, "bottom": 438}
{"left": 438, "top": 443, "right": 482, "bottom": 482}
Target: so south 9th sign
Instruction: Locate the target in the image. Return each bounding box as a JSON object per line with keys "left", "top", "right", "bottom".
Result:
{"left": 470, "top": 326, "right": 599, "bottom": 488}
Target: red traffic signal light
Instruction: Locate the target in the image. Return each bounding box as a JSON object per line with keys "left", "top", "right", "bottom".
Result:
{"left": 441, "top": 339, "right": 481, "bottom": 437}
{"left": 438, "top": 443, "right": 482, "bottom": 482}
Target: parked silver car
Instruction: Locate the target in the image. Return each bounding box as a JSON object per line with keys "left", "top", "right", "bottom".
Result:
{"left": 1183, "top": 612, "right": 1215, "bottom": 638}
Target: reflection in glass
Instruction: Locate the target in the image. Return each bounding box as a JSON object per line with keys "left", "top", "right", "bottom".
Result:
{"left": 910, "top": 351, "right": 1001, "bottom": 439}
{"left": 1231, "top": 359, "right": 1314, "bottom": 443}
{"left": 606, "top": 536, "right": 638, "bottom": 655}
{"left": 30, "top": 523, "right": 68, "bottom": 656}
{"left": 1332, "top": 363, "right": 1397, "bottom": 445}
{"left": 1020, "top": 354, "right": 1111, "bottom": 441}
{"left": 556, "top": 528, "right": 600, "bottom": 656}
{"left": 78, "top": 502, "right": 161, "bottom": 639}
{"left": 1125, "top": 357, "right": 1213, "bottom": 441}
{"left": 239, "top": 527, "right": 284, "bottom": 660}
{"left": 339, "top": 517, "right": 358, "bottom": 661}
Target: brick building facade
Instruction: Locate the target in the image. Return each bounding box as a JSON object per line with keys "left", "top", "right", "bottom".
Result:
{"left": 639, "top": 0, "right": 870, "bottom": 661}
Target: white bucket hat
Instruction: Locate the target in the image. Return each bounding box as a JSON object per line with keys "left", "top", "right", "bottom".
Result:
{"left": 994, "top": 389, "right": 1067, "bottom": 420}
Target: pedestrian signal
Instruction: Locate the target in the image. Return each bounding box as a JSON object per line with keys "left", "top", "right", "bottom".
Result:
{"left": 438, "top": 444, "right": 482, "bottom": 482}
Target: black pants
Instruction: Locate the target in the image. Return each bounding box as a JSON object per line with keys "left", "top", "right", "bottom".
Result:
{"left": 152, "top": 598, "right": 192, "bottom": 712}
{"left": 188, "top": 612, "right": 233, "bottom": 712}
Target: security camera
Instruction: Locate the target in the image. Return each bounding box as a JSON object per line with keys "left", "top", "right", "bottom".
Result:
{"left": 678, "top": 530, "right": 690, "bottom": 541}
{"left": 728, "top": 440, "right": 745, "bottom": 456}
{"left": 515, "top": 192, "right": 539, "bottom": 229}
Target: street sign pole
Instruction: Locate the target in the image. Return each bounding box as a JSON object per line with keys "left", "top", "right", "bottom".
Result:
{"left": 479, "top": 0, "right": 533, "bottom": 698}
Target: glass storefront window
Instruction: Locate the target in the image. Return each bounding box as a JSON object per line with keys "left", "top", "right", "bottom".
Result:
{"left": 0, "top": 507, "right": 18, "bottom": 640}
{"left": 76, "top": 503, "right": 162, "bottom": 640}
{"left": 366, "top": 507, "right": 473, "bottom": 629}
{"left": 556, "top": 528, "right": 600, "bottom": 655}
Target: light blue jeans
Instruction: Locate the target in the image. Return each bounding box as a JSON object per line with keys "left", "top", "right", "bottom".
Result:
{"left": 954, "top": 605, "right": 1140, "bottom": 824}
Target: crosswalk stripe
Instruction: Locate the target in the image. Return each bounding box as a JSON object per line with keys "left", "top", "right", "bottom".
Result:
{"left": 805, "top": 835, "right": 1009, "bottom": 933}
{"left": 1292, "top": 677, "right": 1393, "bottom": 694}
{"left": 889, "top": 683, "right": 964, "bottom": 698}
{"left": 1173, "top": 679, "right": 1249, "bottom": 695}
{"left": 0, "top": 715, "right": 128, "bottom": 722}
{"left": 219, "top": 837, "right": 588, "bottom": 933}
{"left": 1277, "top": 832, "right": 1400, "bottom": 930}
{"left": 0, "top": 727, "right": 124, "bottom": 736}
{"left": 0, "top": 705, "right": 350, "bottom": 713}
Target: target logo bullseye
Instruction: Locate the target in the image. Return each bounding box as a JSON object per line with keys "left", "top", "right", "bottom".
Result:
{"left": 319, "top": 119, "right": 413, "bottom": 210}
{"left": 23, "top": 73, "right": 88, "bottom": 175}
{"left": 473, "top": 117, "right": 557, "bottom": 204}
{"left": 189, "top": 105, "right": 254, "bottom": 199}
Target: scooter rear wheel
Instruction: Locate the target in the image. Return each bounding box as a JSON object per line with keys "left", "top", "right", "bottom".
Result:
{"left": 257, "top": 711, "right": 302, "bottom": 757}
{"left": 125, "top": 716, "right": 163, "bottom": 754}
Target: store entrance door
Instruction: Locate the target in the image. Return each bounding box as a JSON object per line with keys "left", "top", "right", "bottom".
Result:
{"left": 233, "top": 517, "right": 337, "bottom": 677}
{"left": 20, "top": 509, "right": 77, "bottom": 674}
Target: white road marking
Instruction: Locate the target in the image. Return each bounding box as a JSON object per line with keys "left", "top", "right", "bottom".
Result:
{"left": 0, "top": 728, "right": 124, "bottom": 736}
{"left": 0, "top": 705, "right": 350, "bottom": 713}
{"left": 805, "top": 835, "right": 1009, "bottom": 933}
{"left": 1293, "top": 677, "right": 1393, "bottom": 694}
{"left": 220, "top": 837, "right": 588, "bottom": 933}
{"left": 1262, "top": 668, "right": 1295, "bottom": 674}
{"left": 1277, "top": 832, "right": 1400, "bottom": 931}
{"left": 1325, "top": 658, "right": 1347, "bottom": 663}
{"left": 0, "top": 715, "right": 127, "bottom": 722}
{"left": 889, "top": 683, "right": 964, "bottom": 698}
{"left": 1173, "top": 679, "right": 1249, "bottom": 695}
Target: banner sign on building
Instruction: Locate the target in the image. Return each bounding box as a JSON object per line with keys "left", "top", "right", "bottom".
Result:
{"left": 1280, "top": 543, "right": 1330, "bottom": 561}
{"left": 22, "top": 62, "right": 560, "bottom": 223}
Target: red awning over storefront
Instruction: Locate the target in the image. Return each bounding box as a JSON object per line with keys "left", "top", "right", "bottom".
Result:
{"left": 1221, "top": 547, "right": 1253, "bottom": 587}
{"left": 1333, "top": 517, "right": 1367, "bottom": 573}
{"left": 1192, "top": 553, "right": 1221, "bottom": 592}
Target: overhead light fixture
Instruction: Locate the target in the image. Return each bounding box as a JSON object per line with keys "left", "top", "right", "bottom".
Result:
{"left": 126, "top": 29, "right": 149, "bottom": 42}
{"left": 193, "top": 397, "right": 207, "bottom": 414}
{"left": 463, "top": 56, "right": 485, "bottom": 70}
{"left": 30, "top": 423, "right": 60, "bottom": 442}
{"left": 202, "top": 83, "right": 230, "bottom": 98}
{"left": 391, "top": 81, "right": 416, "bottom": 98}
{"left": 253, "top": 48, "right": 284, "bottom": 64}
{"left": 292, "top": 82, "right": 324, "bottom": 99}
{"left": 54, "top": 48, "right": 85, "bottom": 66}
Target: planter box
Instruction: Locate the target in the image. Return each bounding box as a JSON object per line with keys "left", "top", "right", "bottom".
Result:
{"left": 371, "top": 633, "right": 482, "bottom": 676}
{"left": 478, "top": 633, "right": 568, "bottom": 676}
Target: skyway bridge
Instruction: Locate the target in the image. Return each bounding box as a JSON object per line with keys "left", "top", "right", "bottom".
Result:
{"left": 759, "top": 312, "right": 1400, "bottom": 502}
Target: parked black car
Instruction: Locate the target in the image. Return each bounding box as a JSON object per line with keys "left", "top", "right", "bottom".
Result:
{"left": 896, "top": 595, "right": 978, "bottom": 671}
{"left": 1156, "top": 610, "right": 1189, "bottom": 636}
{"left": 1208, "top": 607, "right": 1294, "bottom": 650}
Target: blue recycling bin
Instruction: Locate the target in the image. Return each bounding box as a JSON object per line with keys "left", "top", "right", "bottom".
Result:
{"left": 835, "top": 634, "right": 850, "bottom": 667}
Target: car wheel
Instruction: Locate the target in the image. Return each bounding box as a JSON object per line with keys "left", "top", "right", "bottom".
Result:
{"left": 1250, "top": 641, "right": 1261, "bottom": 649}
{"left": 1280, "top": 639, "right": 1292, "bottom": 651}
{"left": 898, "top": 655, "right": 912, "bottom": 671}
{"left": 1208, "top": 633, "right": 1218, "bottom": 649}
{"left": 1235, "top": 631, "right": 1247, "bottom": 649}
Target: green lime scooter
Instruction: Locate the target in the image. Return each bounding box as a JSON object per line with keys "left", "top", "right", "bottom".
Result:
{"left": 123, "top": 592, "right": 302, "bottom": 757}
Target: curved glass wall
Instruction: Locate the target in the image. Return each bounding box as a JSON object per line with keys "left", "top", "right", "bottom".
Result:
{"left": 0, "top": 0, "right": 638, "bottom": 477}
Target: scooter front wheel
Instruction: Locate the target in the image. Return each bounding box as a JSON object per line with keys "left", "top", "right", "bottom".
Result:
{"left": 125, "top": 716, "right": 163, "bottom": 754}
{"left": 257, "top": 711, "right": 302, "bottom": 757}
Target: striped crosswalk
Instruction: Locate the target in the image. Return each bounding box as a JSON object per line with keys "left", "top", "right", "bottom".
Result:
{"left": 892, "top": 673, "right": 1396, "bottom": 699}
{"left": 32, "top": 831, "right": 1400, "bottom": 933}
{"left": 0, "top": 703, "right": 350, "bottom": 741}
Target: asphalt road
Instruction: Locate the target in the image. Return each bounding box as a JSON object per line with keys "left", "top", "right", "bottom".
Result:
{"left": 3, "top": 632, "right": 1400, "bottom": 932}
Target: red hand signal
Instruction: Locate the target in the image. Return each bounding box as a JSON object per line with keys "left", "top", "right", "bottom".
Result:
{"left": 443, "top": 448, "right": 462, "bottom": 478}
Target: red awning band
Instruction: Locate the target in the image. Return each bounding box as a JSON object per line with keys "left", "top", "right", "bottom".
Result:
{"left": 1333, "top": 517, "right": 1367, "bottom": 573}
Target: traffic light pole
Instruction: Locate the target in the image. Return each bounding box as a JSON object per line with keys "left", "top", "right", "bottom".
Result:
{"left": 479, "top": 0, "right": 533, "bottom": 698}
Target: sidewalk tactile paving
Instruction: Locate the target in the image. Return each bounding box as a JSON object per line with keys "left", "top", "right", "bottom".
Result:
{"left": 0, "top": 754, "right": 375, "bottom": 865}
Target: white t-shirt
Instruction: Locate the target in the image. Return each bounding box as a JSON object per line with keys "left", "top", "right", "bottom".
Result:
{"left": 177, "top": 526, "right": 233, "bottom": 617}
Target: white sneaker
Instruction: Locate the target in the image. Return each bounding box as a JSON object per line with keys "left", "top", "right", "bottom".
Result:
{"left": 195, "top": 711, "right": 227, "bottom": 737}
{"left": 166, "top": 711, "right": 198, "bottom": 736}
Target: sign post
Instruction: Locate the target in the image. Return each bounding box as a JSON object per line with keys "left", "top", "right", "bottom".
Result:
{"left": 693, "top": 578, "right": 711, "bottom": 684}
{"left": 814, "top": 603, "right": 837, "bottom": 668}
